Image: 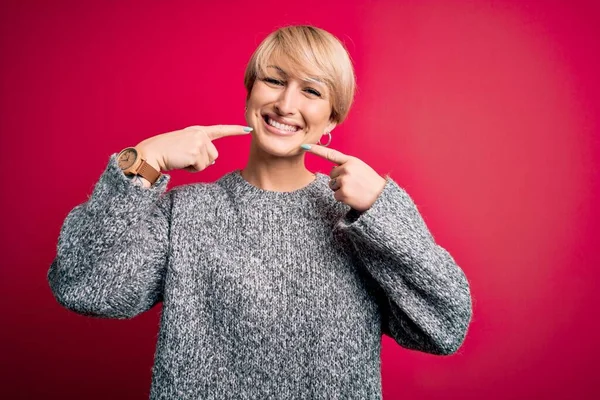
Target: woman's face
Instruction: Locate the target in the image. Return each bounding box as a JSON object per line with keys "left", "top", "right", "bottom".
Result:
{"left": 245, "top": 62, "right": 336, "bottom": 157}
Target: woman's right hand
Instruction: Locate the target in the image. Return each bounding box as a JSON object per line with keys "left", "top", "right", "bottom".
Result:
{"left": 135, "top": 125, "right": 252, "bottom": 173}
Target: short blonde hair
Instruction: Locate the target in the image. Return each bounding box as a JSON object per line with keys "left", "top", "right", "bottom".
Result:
{"left": 244, "top": 25, "right": 356, "bottom": 124}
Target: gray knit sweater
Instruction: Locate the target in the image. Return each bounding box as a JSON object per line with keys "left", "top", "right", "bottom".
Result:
{"left": 48, "top": 154, "right": 472, "bottom": 399}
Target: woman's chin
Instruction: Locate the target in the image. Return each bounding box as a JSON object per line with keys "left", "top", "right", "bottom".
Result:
{"left": 254, "top": 138, "right": 304, "bottom": 158}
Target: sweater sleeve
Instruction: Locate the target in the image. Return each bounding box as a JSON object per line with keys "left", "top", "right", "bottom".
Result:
{"left": 334, "top": 176, "right": 473, "bottom": 355}
{"left": 48, "top": 154, "right": 173, "bottom": 319}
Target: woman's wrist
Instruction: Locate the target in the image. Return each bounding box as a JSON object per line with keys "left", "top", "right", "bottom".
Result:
{"left": 135, "top": 140, "right": 163, "bottom": 172}
{"left": 126, "top": 174, "right": 152, "bottom": 188}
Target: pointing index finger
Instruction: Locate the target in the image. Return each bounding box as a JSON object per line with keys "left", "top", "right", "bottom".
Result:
{"left": 206, "top": 125, "right": 253, "bottom": 141}
{"left": 302, "top": 144, "right": 351, "bottom": 165}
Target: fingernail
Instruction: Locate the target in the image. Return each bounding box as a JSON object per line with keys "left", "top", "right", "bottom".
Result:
{"left": 300, "top": 144, "right": 311, "bottom": 150}
{"left": 211, "top": 160, "right": 216, "bottom": 165}
{"left": 243, "top": 127, "right": 253, "bottom": 132}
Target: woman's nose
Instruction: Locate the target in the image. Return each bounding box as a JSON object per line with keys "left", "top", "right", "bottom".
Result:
{"left": 274, "top": 87, "right": 298, "bottom": 116}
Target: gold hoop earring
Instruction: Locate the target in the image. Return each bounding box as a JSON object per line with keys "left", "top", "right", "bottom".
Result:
{"left": 318, "top": 131, "right": 332, "bottom": 147}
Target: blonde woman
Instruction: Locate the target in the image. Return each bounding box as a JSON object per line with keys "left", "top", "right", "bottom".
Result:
{"left": 49, "top": 25, "right": 472, "bottom": 399}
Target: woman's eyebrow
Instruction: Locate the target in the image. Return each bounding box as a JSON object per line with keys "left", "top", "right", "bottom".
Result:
{"left": 267, "top": 65, "right": 287, "bottom": 75}
{"left": 303, "top": 77, "right": 325, "bottom": 87}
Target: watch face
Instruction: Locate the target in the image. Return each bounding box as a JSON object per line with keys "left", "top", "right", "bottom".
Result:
{"left": 118, "top": 148, "right": 137, "bottom": 170}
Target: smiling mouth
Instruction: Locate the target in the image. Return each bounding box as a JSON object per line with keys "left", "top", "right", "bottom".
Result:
{"left": 262, "top": 115, "right": 302, "bottom": 133}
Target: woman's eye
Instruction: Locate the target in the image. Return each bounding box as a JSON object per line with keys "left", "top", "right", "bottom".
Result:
{"left": 264, "top": 77, "right": 284, "bottom": 86}
{"left": 305, "top": 88, "right": 322, "bottom": 97}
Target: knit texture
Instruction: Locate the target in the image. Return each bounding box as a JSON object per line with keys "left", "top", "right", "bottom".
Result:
{"left": 48, "top": 154, "right": 472, "bottom": 399}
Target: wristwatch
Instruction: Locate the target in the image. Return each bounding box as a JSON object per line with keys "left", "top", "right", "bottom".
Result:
{"left": 116, "top": 147, "right": 162, "bottom": 185}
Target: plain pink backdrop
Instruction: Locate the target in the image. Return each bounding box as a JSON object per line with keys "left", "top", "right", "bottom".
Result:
{"left": 1, "top": 0, "right": 598, "bottom": 399}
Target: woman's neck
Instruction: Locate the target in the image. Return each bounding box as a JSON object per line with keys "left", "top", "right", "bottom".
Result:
{"left": 240, "top": 144, "right": 316, "bottom": 192}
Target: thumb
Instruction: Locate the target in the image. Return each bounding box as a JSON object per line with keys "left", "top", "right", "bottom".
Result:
{"left": 301, "top": 144, "right": 351, "bottom": 165}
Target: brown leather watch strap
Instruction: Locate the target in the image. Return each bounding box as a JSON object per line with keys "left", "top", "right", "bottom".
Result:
{"left": 137, "top": 159, "right": 162, "bottom": 185}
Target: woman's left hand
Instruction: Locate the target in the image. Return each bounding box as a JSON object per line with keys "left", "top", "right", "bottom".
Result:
{"left": 302, "top": 144, "right": 387, "bottom": 212}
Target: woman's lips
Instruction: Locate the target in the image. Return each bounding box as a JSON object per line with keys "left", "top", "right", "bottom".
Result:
{"left": 262, "top": 116, "right": 301, "bottom": 136}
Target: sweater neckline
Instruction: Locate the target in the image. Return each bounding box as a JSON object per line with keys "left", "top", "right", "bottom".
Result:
{"left": 218, "top": 169, "right": 330, "bottom": 203}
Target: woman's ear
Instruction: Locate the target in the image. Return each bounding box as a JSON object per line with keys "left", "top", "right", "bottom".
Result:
{"left": 326, "top": 121, "right": 337, "bottom": 133}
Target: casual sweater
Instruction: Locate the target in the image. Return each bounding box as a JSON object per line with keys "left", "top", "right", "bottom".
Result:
{"left": 48, "top": 154, "right": 472, "bottom": 399}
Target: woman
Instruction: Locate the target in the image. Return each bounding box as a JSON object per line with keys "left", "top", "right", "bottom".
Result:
{"left": 48, "top": 25, "right": 472, "bottom": 399}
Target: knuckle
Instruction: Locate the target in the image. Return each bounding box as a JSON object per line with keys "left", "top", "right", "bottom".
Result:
{"left": 190, "top": 146, "right": 202, "bottom": 157}
{"left": 195, "top": 136, "right": 208, "bottom": 148}
{"left": 194, "top": 129, "right": 208, "bottom": 140}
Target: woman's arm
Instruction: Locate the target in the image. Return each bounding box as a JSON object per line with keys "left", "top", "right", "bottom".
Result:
{"left": 47, "top": 154, "right": 172, "bottom": 319}
{"left": 335, "top": 178, "right": 473, "bottom": 355}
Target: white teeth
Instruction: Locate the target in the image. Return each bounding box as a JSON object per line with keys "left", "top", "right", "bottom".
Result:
{"left": 267, "top": 117, "right": 298, "bottom": 132}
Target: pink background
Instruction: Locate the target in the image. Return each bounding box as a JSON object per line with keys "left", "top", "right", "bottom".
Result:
{"left": 1, "top": 0, "right": 598, "bottom": 398}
